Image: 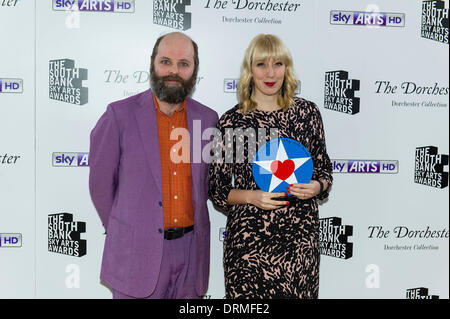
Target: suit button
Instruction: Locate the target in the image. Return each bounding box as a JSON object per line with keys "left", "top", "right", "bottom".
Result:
{"left": 158, "top": 228, "right": 163, "bottom": 233}
{"left": 159, "top": 201, "right": 163, "bottom": 207}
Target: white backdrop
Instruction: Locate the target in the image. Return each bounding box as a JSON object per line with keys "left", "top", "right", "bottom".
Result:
{"left": 0, "top": 0, "right": 448, "bottom": 299}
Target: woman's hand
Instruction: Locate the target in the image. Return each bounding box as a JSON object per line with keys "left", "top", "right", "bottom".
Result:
{"left": 248, "top": 190, "right": 289, "bottom": 210}
{"left": 247, "top": 190, "right": 289, "bottom": 210}
{"left": 287, "top": 181, "right": 322, "bottom": 200}
{"left": 227, "top": 189, "right": 289, "bottom": 210}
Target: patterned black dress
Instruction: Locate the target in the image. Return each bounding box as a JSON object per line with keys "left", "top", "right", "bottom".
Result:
{"left": 208, "top": 97, "right": 333, "bottom": 299}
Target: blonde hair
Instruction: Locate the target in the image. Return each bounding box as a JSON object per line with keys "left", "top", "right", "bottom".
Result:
{"left": 238, "top": 34, "right": 298, "bottom": 113}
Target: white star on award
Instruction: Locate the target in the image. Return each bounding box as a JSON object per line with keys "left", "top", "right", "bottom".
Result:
{"left": 253, "top": 140, "right": 311, "bottom": 192}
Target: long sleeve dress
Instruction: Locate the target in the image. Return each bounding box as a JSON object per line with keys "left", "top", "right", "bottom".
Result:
{"left": 208, "top": 97, "right": 333, "bottom": 299}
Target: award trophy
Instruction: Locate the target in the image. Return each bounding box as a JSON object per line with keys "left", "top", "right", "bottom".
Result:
{"left": 252, "top": 138, "right": 313, "bottom": 202}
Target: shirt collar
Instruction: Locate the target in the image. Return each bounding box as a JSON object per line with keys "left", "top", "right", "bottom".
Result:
{"left": 153, "top": 93, "right": 186, "bottom": 114}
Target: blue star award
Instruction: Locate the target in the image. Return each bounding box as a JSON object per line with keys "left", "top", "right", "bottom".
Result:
{"left": 252, "top": 138, "right": 313, "bottom": 196}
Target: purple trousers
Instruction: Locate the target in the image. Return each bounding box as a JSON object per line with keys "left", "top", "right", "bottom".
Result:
{"left": 112, "top": 231, "right": 200, "bottom": 299}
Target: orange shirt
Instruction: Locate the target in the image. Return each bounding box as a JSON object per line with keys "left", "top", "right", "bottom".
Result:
{"left": 154, "top": 95, "right": 194, "bottom": 229}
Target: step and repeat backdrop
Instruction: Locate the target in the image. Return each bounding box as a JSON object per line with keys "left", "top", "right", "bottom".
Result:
{"left": 0, "top": 0, "right": 448, "bottom": 299}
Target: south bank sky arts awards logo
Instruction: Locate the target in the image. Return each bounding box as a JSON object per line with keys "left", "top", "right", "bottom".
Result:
{"left": 52, "top": 0, "right": 135, "bottom": 13}
{"left": 48, "top": 213, "right": 86, "bottom": 257}
{"left": 49, "top": 59, "right": 88, "bottom": 105}
{"left": 415, "top": 146, "right": 448, "bottom": 188}
{"left": 406, "top": 287, "right": 439, "bottom": 299}
{"left": 324, "top": 71, "right": 360, "bottom": 115}
{"left": 319, "top": 217, "right": 353, "bottom": 259}
{"left": 252, "top": 138, "right": 313, "bottom": 194}
{"left": 421, "top": 0, "right": 449, "bottom": 44}
{"left": 153, "top": 0, "right": 192, "bottom": 30}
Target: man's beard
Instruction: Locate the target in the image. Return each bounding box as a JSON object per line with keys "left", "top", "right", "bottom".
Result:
{"left": 150, "top": 69, "right": 196, "bottom": 104}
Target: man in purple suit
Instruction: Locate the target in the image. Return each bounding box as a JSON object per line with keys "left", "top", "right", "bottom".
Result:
{"left": 89, "top": 32, "right": 219, "bottom": 299}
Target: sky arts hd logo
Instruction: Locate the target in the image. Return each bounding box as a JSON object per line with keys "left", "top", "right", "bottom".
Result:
{"left": 49, "top": 59, "right": 88, "bottom": 105}
{"left": 332, "top": 160, "right": 399, "bottom": 174}
{"left": 0, "top": 233, "right": 22, "bottom": 248}
{"left": 421, "top": 0, "right": 449, "bottom": 44}
{"left": 224, "top": 78, "right": 301, "bottom": 95}
{"left": 52, "top": 152, "right": 89, "bottom": 167}
{"left": 324, "top": 71, "right": 360, "bottom": 115}
{"left": 52, "top": 0, "right": 135, "bottom": 13}
{"left": 223, "top": 79, "right": 239, "bottom": 93}
{"left": 319, "top": 217, "right": 353, "bottom": 259}
{"left": 153, "top": 0, "right": 191, "bottom": 30}
{"left": 330, "top": 10, "right": 405, "bottom": 27}
{"left": 0, "top": 78, "right": 23, "bottom": 93}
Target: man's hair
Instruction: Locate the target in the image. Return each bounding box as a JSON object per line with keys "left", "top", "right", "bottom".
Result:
{"left": 150, "top": 32, "right": 199, "bottom": 81}
{"left": 237, "top": 34, "right": 298, "bottom": 113}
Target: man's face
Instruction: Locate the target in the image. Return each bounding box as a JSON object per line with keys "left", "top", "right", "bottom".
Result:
{"left": 150, "top": 34, "right": 197, "bottom": 104}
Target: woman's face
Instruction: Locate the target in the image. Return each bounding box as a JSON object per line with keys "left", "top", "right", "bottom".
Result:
{"left": 251, "top": 57, "right": 286, "bottom": 99}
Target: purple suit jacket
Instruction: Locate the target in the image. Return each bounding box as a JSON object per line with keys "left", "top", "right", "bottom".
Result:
{"left": 89, "top": 89, "right": 219, "bottom": 298}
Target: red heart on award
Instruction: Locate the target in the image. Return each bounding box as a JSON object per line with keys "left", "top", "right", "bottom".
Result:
{"left": 270, "top": 159, "right": 295, "bottom": 180}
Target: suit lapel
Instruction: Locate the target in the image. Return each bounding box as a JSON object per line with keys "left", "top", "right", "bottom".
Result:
{"left": 133, "top": 92, "right": 202, "bottom": 206}
{"left": 186, "top": 99, "right": 201, "bottom": 207}
{"left": 134, "top": 90, "right": 162, "bottom": 194}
